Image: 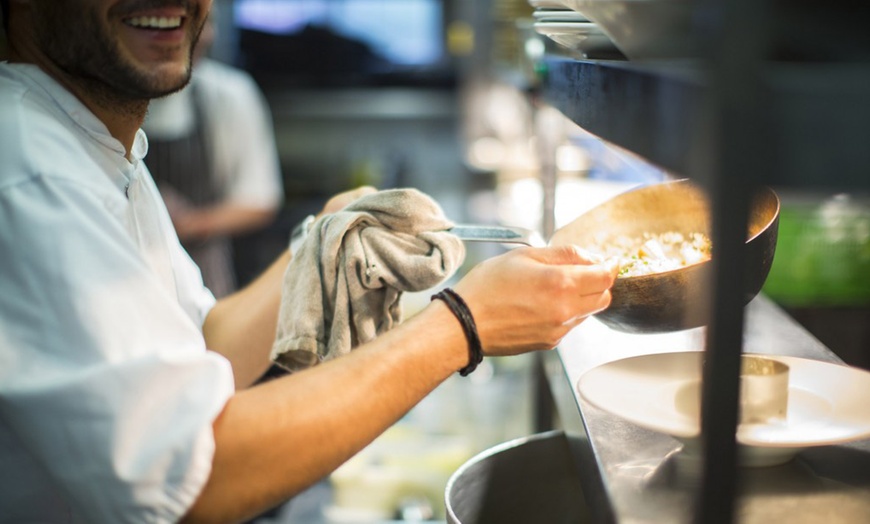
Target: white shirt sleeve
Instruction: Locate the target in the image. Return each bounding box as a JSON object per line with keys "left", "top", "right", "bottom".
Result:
{"left": 0, "top": 173, "right": 235, "bottom": 522}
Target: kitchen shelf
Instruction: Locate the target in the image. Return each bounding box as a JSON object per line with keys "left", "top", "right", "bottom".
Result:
{"left": 542, "top": 58, "right": 870, "bottom": 191}
{"left": 533, "top": 23, "right": 870, "bottom": 524}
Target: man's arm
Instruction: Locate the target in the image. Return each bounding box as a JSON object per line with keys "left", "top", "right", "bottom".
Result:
{"left": 168, "top": 203, "right": 277, "bottom": 243}
{"left": 201, "top": 247, "right": 292, "bottom": 389}
{"left": 185, "top": 245, "right": 617, "bottom": 523}
{"left": 186, "top": 299, "right": 468, "bottom": 524}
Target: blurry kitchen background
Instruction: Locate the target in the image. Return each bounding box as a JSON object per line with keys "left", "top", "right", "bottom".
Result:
{"left": 199, "top": 0, "right": 869, "bottom": 521}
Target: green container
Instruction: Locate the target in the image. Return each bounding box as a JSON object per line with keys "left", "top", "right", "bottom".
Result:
{"left": 763, "top": 194, "right": 870, "bottom": 307}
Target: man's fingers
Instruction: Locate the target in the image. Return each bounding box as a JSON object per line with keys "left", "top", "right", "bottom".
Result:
{"left": 527, "top": 244, "right": 617, "bottom": 268}
{"left": 321, "top": 186, "right": 378, "bottom": 215}
{"left": 563, "top": 290, "right": 613, "bottom": 328}
{"left": 570, "top": 262, "right": 619, "bottom": 295}
{"left": 347, "top": 185, "right": 378, "bottom": 200}
{"left": 529, "top": 245, "right": 618, "bottom": 295}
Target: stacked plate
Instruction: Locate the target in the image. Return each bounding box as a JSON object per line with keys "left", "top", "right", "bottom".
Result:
{"left": 528, "top": 0, "right": 623, "bottom": 59}
{"left": 559, "top": 0, "right": 698, "bottom": 60}
{"left": 528, "top": 0, "right": 569, "bottom": 7}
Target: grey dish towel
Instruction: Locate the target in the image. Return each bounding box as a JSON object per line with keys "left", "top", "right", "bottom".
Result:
{"left": 271, "top": 188, "right": 466, "bottom": 372}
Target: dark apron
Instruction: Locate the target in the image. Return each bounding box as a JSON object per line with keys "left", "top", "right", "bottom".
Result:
{"left": 146, "top": 84, "right": 236, "bottom": 298}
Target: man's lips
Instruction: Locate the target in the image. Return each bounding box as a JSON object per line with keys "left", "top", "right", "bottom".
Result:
{"left": 119, "top": 13, "right": 191, "bottom": 54}
{"left": 120, "top": 5, "right": 189, "bottom": 31}
{"left": 123, "top": 15, "right": 184, "bottom": 30}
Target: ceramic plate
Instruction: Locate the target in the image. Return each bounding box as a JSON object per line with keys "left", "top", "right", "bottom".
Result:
{"left": 578, "top": 352, "right": 870, "bottom": 466}
{"left": 532, "top": 21, "right": 619, "bottom": 56}
{"left": 532, "top": 9, "right": 589, "bottom": 22}
{"left": 559, "top": 0, "right": 698, "bottom": 60}
{"left": 528, "top": 0, "right": 570, "bottom": 8}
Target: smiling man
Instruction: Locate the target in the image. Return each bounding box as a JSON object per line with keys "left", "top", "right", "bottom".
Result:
{"left": 10, "top": 0, "right": 206, "bottom": 153}
{"left": 0, "top": 1, "right": 617, "bottom": 523}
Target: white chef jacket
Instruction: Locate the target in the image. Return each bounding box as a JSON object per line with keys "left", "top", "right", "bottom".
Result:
{"left": 142, "top": 58, "right": 283, "bottom": 210}
{"left": 0, "top": 63, "right": 236, "bottom": 523}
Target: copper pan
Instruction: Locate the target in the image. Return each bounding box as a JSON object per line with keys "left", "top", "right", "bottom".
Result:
{"left": 452, "top": 179, "right": 780, "bottom": 333}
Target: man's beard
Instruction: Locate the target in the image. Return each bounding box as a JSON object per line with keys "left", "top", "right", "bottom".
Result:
{"left": 32, "top": 1, "right": 201, "bottom": 107}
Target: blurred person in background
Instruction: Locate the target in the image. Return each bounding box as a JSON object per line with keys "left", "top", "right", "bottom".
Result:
{"left": 0, "top": 1, "right": 617, "bottom": 523}
{"left": 143, "top": 10, "right": 283, "bottom": 297}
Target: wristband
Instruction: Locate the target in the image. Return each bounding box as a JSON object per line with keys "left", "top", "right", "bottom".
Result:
{"left": 431, "top": 288, "right": 483, "bottom": 376}
{"left": 289, "top": 214, "right": 315, "bottom": 256}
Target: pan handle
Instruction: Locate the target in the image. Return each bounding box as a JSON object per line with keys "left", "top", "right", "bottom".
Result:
{"left": 448, "top": 224, "right": 546, "bottom": 248}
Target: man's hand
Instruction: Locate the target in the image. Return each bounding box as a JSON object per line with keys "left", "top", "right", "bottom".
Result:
{"left": 452, "top": 245, "right": 619, "bottom": 355}
{"left": 317, "top": 186, "right": 377, "bottom": 218}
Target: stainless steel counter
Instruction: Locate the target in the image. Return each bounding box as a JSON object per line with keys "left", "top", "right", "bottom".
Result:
{"left": 545, "top": 294, "right": 870, "bottom": 523}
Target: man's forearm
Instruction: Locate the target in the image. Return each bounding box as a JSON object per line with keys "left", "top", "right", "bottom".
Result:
{"left": 182, "top": 302, "right": 468, "bottom": 524}
{"left": 173, "top": 204, "right": 277, "bottom": 242}
{"left": 202, "top": 249, "right": 291, "bottom": 389}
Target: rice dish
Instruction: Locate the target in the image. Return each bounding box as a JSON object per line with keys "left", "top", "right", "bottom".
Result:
{"left": 590, "top": 231, "right": 712, "bottom": 277}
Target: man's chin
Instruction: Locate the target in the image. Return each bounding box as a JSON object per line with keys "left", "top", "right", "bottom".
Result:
{"left": 152, "top": 78, "right": 192, "bottom": 99}
{"left": 137, "top": 66, "right": 193, "bottom": 99}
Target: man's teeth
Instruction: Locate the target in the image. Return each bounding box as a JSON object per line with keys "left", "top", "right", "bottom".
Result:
{"left": 125, "top": 16, "right": 182, "bottom": 29}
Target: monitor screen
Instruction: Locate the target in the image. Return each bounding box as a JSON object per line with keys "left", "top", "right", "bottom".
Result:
{"left": 235, "top": 0, "right": 443, "bottom": 66}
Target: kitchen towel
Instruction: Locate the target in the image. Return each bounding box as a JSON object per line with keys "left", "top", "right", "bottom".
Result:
{"left": 271, "top": 188, "right": 466, "bottom": 372}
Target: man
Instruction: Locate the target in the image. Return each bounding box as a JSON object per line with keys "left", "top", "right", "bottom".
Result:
{"left": 0, "top": 1, "right": 617, "bottom": 523}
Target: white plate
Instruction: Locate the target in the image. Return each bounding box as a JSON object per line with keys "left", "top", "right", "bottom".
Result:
{"left": 528, "top": 0, "right": 570, "bottom": 8}
{"left": 559, "top": 0, "right": 698, "bottom": 60}
{"left": 578, "top": 352, "right": 870, "bottom": 466}
{"left": 532, "top": 9, "right": 589, "bottom": 23}
{"left": 533, "top": 21, "right": 619, "bottom": 57}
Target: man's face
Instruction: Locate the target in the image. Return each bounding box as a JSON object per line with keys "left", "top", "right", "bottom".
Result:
{"left": 30, "top": 0, "right": 211, "bottom": 100}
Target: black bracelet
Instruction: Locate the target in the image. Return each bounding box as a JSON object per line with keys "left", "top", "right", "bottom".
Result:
{"left": 431, "top": 288, "right": 483, "bottom": 376}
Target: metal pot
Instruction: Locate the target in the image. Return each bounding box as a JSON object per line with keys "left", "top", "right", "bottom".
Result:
{"left": 444, "top": 430, "right": 590, "bottom": 524}
{"left": 452, "top": 179, "right": 780, "bottom": 333}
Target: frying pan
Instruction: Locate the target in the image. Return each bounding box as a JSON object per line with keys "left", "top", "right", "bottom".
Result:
{"left": 451, "top": 179, "right": 780, "bottom": 333}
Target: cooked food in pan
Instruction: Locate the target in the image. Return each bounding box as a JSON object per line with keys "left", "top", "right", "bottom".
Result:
{"left": 590, "top": 231, "right": 712, "bottom": 277}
